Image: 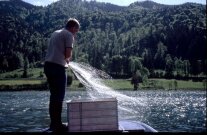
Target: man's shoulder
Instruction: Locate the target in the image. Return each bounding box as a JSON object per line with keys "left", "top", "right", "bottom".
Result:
{"left": 60, "top": 28, "right": 73, "bottom": 36}
{"left": 52, "top": 28, "right": 72, "bottom": 37}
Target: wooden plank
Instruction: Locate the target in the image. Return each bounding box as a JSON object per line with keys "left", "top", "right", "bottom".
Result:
{"left": 67, "top": 103, "right": 80, "bottom": 112}
{"left": 68, "top": 109, "right": 117, "bottom": 119}
{"left": 68, "top": 98, "right": 117, "bottom": 103}
{"left": 68, "top": 117, "right": 118, "bottom": 126}
{"left": 81, "top": 101, "right": 117, "bottom": 110}
{"left": 67, "top": 101, "right": 117, "bottom": 112}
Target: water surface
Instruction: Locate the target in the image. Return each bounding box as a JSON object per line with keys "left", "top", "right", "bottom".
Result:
{"left": 0, "top": 90, "right": 206, "bottom": 132}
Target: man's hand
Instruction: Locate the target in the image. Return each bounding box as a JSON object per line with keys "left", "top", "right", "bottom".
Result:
{"left": 66, "top": 58, "right": 70, "bottom": 64}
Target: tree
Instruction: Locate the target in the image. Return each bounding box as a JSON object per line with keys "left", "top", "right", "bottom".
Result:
{"left": 0, "top": 0, "right": 206, "bottom": 77}
{"left": 110, "top": 55, "right": 122, "bottom": 75}
{"left": 154, "top": 41, "right": 167, "bottom": 69}
{"left": 174, "top": 57, "right": 184, "bottom": 78}
{"left": 174, "top": 80, "right": 178, "bottom": 90}
{"left": 2, "top": 57, "right": 9, "bottom": 72}
{"left": 131, "top": 70, "right": 141, "bottom": 90}
{"left": 22, "top": 57, "right": 29, "bottom": 78}
{"left": 14, "top": 52, "right": 24, "bottom": 68}
{"left": 165, "top": 54, "right": 174, "bottom": 78}
{"left": 183, "top": 60, "right": 190, "bottom": 77}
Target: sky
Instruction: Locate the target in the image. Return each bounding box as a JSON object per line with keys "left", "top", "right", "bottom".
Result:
{"left": 22, "top": 0, "right": 206, "bottom": 7}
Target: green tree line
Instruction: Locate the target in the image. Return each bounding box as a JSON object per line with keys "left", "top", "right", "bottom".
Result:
{"left": 0, "top": 0, "right": 206, "bottom": 80}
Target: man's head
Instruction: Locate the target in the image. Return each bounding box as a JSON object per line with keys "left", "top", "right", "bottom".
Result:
{"left": 65, "top": 18, "right": 80, "bottom": 35}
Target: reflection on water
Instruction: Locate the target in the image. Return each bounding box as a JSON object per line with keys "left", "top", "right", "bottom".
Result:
{"left": 0, "top": 90, "right": 206, "bottom": 132}
{"left": 0, "top": 91, "right": 49, "bottom": 132}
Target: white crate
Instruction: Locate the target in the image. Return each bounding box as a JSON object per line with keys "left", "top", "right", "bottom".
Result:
{"left": 67, "top": 98, "right": 118, "bottom": 132}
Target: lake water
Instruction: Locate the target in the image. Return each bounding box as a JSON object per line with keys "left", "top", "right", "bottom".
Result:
{"left": 0, "top": 90, "right": 206, "bottom": 132}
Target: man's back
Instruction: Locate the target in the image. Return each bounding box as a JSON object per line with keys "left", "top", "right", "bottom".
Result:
{"left": 45, "top": 28, "right": 73, "bottom": 67}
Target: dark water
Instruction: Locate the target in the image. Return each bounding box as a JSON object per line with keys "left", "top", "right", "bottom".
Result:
{"left": 0, "top": 90, "right": 206, "bottom": 132}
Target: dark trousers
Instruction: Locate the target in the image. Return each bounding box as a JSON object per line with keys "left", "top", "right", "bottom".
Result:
{"left": 44, "top": 62, "right": 67, "bottom": 130}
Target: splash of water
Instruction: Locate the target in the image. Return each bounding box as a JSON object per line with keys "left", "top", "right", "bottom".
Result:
{"left": 68, "top": 61, "right": 146, "bottom": 115}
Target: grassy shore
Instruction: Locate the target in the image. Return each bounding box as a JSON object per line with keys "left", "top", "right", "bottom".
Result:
{"left": 0, "top": 79, "right": 48, "bottom": 91}
{"left": 0, "top": 67, "right": 206, "bottom": 91}
{"left": 0, "top": 78, "right": 206, "bottom": 91}
{"left": 105, "top": 79, "right": 206, "bottom": 90}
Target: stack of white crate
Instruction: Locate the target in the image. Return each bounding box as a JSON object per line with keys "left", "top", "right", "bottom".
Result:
{"left": 67, "top": 98, "right": 118, "bottom": 132}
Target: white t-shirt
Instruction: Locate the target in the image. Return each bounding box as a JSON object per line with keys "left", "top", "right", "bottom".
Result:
{"left": 45, "top": 28, "right": 74, "bottom": 67}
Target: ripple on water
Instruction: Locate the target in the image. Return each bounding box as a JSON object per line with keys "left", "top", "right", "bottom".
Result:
{"left": 0, "top": 90, "right": 206, "bottom": 132}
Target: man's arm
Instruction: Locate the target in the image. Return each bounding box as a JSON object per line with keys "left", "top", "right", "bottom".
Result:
{"left": 65, "top": 47, "right": 72, "bottom": 64}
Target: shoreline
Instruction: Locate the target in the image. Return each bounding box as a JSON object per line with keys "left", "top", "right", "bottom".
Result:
{"left": 0, "top": 87, "right": 205, "bottom": 92}
{"left": 0, "top": 78, "right": 206, "bottom": 91}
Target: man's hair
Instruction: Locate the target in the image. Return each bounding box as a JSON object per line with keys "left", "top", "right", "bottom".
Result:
{"left": 65, "top": 18, "right": 80, "bottom": 29}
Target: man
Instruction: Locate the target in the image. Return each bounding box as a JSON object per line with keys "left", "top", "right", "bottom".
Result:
{"left": 44, "top": 18, "right": 80, "bottom": 132}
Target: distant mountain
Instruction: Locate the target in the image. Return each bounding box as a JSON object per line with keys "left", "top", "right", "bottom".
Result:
{"left": 0, "top": 0, "right": 34, "bottom": 9}
{"left": 129, "top": 0, "right": 167, "bottom": 10}
{"left": 0, "top": 0, "right": 206, "bottom": 77}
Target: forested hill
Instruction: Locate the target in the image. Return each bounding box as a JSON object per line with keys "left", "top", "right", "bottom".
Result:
{"left": 0, "top": 0, "right": 206, "bottom": 79}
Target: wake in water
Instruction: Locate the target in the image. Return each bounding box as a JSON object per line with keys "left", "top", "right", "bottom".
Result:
{"left": 68, "top": 61, "right": 146, "bottom": 115}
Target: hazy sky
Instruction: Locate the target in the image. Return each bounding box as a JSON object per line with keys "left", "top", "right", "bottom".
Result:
{"left": 23, "top": 0, "right": 206, "bottom": 7}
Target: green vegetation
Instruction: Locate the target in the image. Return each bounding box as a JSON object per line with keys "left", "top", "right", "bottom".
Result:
{"left": 105, "top": 79, "right": 205, "bottom": 90}
{"left": 0, "top": 78, "right": 205, "bottom": 91}
{"left": 105, "top": 79, "right": 133, "bottom": 90}
{"left": 0, "top": 68, "right": 205, "bottom": 91}
{"left": 146, "top": 79, "right": 205, "bottom": 90}
{"left": 0, "top": 0, "right": 206, "bottom": 80}
{"left": 0, "top": 68, "right": 44, "bottom": 79}
{"left": 0, "top": 79, "right": 47, "bottom": 91}
{"left": 0, "top": 0, "right": 206, "bottom": 91}
{"left": 0, "top": 79, "right": 44, "bottom": 85}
